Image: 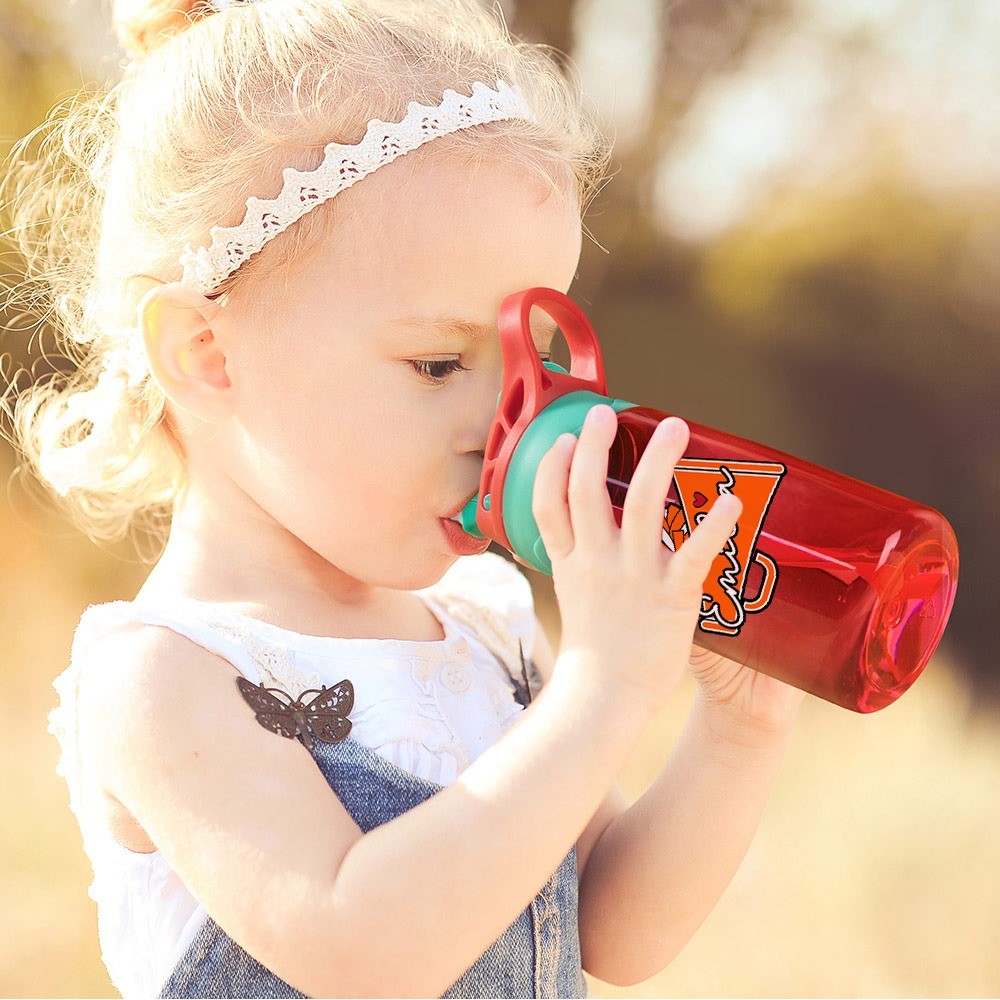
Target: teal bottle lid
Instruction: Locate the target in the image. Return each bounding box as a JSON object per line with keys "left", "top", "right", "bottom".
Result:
{"left": 457, "top": 361, "right": 635, "bottom": 575}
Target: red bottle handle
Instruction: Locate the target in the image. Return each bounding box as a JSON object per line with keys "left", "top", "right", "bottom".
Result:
{"left": 477, "top": 287, "right": 610, "bottom": 548}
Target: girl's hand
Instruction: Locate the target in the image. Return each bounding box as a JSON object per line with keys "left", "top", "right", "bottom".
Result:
{"left": 532, "top": 405, "right": 743, "bottom": 717}
{"left": 688, "top": 644, "right": 805, "bottom": 738}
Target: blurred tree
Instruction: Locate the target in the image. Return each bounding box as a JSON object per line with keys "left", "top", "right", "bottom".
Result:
{"left": 512, "top": 0, "right": 996, "bottom": 704}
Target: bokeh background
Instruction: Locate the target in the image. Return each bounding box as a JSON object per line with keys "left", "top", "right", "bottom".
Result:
{"left": 2, "top": 0, "right": 998, "bottom": 996}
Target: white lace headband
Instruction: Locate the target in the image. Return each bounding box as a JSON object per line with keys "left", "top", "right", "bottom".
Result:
{"left": 178, "top": 78, "right": 538, "bottom": 293}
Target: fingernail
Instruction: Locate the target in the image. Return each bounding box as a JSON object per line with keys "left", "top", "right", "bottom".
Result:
{"left": 655, "top": 416, "right": 682, "bottom": 438}
{"left": 586, "top": 405, "right": 610, "bottom": 428}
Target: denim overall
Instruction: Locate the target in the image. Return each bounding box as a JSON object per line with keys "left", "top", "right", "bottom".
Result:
{"left": 113, "top": 600, "right": 589, "bottom": 999}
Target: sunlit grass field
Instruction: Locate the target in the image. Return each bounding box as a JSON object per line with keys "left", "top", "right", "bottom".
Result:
{"left": 2, "top": 461, "right": 997, "bottom": 998}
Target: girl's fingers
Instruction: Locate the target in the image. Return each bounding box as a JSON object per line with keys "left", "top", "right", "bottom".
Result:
{"left": 664, "top": 492, "right": 743, "bottom": 602}
{"left": 620, "top": 416, "right": 690, "bottom": 558}
{"left": 565, "top": 404, "right": 619, "bottom": 550}
{"left": 532, "top": 431, "right": 577, "bottom": 560}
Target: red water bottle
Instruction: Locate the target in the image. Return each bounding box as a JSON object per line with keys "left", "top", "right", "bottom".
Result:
{"left": 458, "top": 288, "right": 959, "bottom": 713}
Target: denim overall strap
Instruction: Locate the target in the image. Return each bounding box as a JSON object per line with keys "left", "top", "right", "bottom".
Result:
{"left": 158, "top": 736, "right": 586, "bottom": 998}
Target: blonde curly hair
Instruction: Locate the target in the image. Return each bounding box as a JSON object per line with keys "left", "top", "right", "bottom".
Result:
{"left": 0, "top": 0, "right": 614, "bottom": 556}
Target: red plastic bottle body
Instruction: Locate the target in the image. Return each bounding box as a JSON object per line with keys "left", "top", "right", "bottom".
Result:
{"left": 606, "top": 406, "right": 959, "bottom": 713}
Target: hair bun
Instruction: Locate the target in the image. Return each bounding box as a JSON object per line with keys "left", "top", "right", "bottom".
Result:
{"left": 113, "top": 0, "right": 214, "bottom": 61}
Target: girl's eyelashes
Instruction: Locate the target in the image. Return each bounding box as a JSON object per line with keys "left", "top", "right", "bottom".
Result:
{"left": 409, "top": 354, "right": 552, "bottom": 385}
{"left": 409, "top": 358, "right": 470, "bottom": 383}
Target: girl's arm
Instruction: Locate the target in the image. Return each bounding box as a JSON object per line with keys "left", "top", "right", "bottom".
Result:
{"left": 86, "top": 621, "right": 658, "bottom": 999}
{"left": 576, "top": 688, "right": 795, "bottom": 985}
{"left": 526, "top": 617, "right": 798, "bottom": 986}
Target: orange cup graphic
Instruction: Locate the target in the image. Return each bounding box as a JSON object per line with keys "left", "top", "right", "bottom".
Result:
{"left": 664, "top": 459, "right": 787, "bottom": 637}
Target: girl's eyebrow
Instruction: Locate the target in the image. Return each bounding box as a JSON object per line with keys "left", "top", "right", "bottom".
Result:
{"left": 391, "top": 315, "right": 559, "bottom": 342}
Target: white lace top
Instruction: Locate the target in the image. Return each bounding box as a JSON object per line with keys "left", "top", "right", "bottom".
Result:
{"left": 47, "top": 552, "right": 539, "bottom": 999}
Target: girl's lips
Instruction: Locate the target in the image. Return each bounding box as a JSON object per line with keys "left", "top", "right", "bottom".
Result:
{"left": 442, "top": 491, "right": 479, "bottom": 521}
{"left": 439, "top": 515, "right": 491, "bottom": 555}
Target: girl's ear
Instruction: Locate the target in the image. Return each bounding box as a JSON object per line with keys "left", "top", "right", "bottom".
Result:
{"left": 137, "top": 282, "right": 234, "bottom": 425}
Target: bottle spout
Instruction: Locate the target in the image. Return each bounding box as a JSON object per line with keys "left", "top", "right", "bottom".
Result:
{"left": 450, "top": 494, "right": 486, "bottom": 538}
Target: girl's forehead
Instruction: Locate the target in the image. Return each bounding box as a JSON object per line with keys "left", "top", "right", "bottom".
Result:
{"left": 284, "top": 155, "right": 581, "bottom": 306}
{"left": 337, "top": 149, "right": 574, "bottom": 245}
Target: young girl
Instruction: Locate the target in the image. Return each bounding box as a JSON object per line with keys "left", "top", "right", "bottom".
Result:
{"left": 4, "top": 0, "right": 804, "bottom": 996}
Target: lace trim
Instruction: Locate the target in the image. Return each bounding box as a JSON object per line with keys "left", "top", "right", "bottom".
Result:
{"left": 179, "top": 79, "right": 537, "bottom": 293}
{"left": 174, "top": 603, "right": 324, "bottom": 695}
{"left": 434, "top": 589, "right": 529, "bottom": 685}
{"left": 48, "top": 664, "right": 85, "bottom": 831}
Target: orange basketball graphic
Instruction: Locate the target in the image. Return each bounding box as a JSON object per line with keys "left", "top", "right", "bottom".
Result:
{"left": 661, "top": 502, "right": 688, "bottom": 552}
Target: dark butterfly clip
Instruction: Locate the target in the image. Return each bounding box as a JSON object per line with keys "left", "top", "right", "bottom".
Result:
{"left": 235, "top": 676, "right": 354, "bottom": 750}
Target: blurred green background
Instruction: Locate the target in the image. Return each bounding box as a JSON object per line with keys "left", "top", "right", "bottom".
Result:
{"left": 1, "top": 0, "right": 998, "bottom": 996}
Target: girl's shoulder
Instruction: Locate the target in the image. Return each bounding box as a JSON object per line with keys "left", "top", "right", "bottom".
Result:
{"left": 49, "top": 602, "right": 250, "bottom": 858}
{"left": 69, "top": 596, "right": 274, "bottom": 687}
